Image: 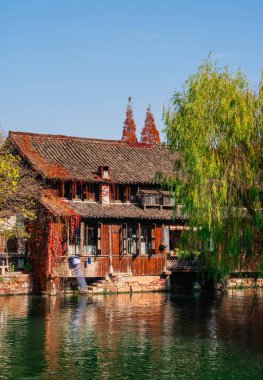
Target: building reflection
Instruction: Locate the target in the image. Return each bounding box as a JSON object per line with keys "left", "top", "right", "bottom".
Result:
{"left": 43, "top": 293, "right": 172, "bottom": 378}
{"left": 0, "top": 291, "right": 263, "bottom": 379}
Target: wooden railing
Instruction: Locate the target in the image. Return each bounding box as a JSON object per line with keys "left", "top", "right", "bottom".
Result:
{"left": 167, "top": 256, "right": 199, "bottom": 271}
{"left": 140, "top": 193, "right": 175, "bottom": 207}
{"left": 167, "top": 254, "right": 263, "bottom": 273}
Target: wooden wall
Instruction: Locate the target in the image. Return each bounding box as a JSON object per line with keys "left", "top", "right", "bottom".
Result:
{"left": 59, "top": 221, "right": 167, "bottom": 278}
{"left": 154, "top": 224, "right": 163, "bottom": 254}
{"left": 101, "top": 224, "right": 110, "bottom": 255}
{"left": 61, "top": 254, "right": 167, "bottom": 278}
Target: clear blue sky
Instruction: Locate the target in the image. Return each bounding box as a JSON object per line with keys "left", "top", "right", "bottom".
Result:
{"left": 0, "top": 0, "right": 262, "bottom": 140}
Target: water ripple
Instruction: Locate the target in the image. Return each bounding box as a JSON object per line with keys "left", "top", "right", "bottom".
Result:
{"left": 0, "top": 290, "right": 263, "bottom": 379}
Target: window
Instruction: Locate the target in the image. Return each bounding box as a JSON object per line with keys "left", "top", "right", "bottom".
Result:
{"left": 124, "top": 185, "right": 131, "bottom": 202}
{"left": 68, "top": 222, "right": 98, "bottom": 256}
{"left": 122, "top": 223, "right": 138, "bottom": 255}
{"left": 72, "top": 226, "right": 81, "bottom": 255}
{"left": 112, "top": 184, "right": 125, "bottom": 202}
{"left": 130, "top": 185, "right": 138, "bottom": 202}
{"left": 64, "top": 181, "right": 72, "bottom": 199}
{"left": 141, "top": 225, "right": 151, "bottom": 255}
{"left": 102, "top": 165, "right": 109, "bottom": 178}
{"left": 123, "top": 224, "right": 152, "bottom": 255}
{"left": 6, "top": 237, "right": 18, "bottom": 253}
{"left": 127, "top": 224, "right": 138, "bottom": 255}
{"left": 169, "top": 228, "right": 182, "bottom": 251}
{"left": 85, "top": 225, "right": 98, "bottom": 255}
{"left": 73, "top": 182, "right": 82, "bottom": 199}
{"left": 84, "top": 183, "right": 98, "bottom": 202}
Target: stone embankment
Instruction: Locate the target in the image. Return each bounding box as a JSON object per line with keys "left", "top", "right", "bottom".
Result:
{"left": 0, "top": 273, "right": 33, "bottom": 295}
{"left": 226, "top": 278, "right": 263, "bottom": 289}
{"left": 87, "top": 274, "right": 168, "bottom": 294}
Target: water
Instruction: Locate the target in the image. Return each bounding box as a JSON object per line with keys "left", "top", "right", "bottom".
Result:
{"left": 0, "top": 291, "right": 263, "bottom": 380}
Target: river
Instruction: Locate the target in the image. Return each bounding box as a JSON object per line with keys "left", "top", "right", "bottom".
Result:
{"left": 0, "top": 290, "right": 263, "bottom": 380}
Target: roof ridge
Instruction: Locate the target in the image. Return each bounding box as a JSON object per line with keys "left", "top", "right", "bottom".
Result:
{"left": 8, "top": 131, "right": 166, "bottom": 148}
{"left": 9, "top": 131, "right": 127, "bottom": 145}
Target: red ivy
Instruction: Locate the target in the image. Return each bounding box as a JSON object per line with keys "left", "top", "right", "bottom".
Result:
{"left": 17, "top": 135, "right": 69, "bottom": 179}
{"left": 70, "top": 214, "right": 81, "bottom": 240}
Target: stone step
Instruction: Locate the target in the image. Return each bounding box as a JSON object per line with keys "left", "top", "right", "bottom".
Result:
{"left": 96, "top": 279, "right": 108, "bottom": 284}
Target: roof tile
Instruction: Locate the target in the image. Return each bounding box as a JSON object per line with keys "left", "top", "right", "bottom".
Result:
{"left": 9, "top": 131, "right": 178, "bottom": 184}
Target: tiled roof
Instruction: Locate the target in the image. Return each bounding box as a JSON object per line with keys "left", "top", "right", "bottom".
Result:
{"left": 8, "top": 131, "right": 178, "bottom": 184}
{"left": 67, "top": 202, "right": 178, "bottom": 221}
{"left": 40, "top": 190, "right": 182, "bottom": 220}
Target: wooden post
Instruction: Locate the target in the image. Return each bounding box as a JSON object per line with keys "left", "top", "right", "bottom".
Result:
{"left": 109, "top": 225, "right": 113, "bottom": 273}
{"left": 137, "top": 223, "right": 141, "bottom": 255}
{"left": 97, "top": 223, "right": 102, "bottom": 255}
{"left": 151, "top": 223, "right": 156, "bottom": 255}
{"left": 67, "top": 220, "right": 70, "bottom": 254}
{"left": 80, "top": 222, "right": 85, "bottom": 255}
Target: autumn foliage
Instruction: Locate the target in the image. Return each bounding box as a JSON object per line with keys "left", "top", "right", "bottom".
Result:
{"left": 122, "top": 97, "right": 137, "bottom": 143}
{"left": 141, "top": 106, "right": 160, "bottom": 144}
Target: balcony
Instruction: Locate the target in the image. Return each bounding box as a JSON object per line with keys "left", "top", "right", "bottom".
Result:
{"left": 139, "top": 190, "right": 175, "bottom": 208}
{"left": 167, "top": 256, "right": 199, "bottom": 272}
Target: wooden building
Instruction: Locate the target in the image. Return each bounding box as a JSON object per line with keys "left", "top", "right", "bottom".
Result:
{"left": 5, "top": 131, "right": 187, "bottom": 293}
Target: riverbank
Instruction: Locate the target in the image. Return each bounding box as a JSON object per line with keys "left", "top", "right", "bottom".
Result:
{"left": 1, "top": 272, "right": 263, "bottom": 296}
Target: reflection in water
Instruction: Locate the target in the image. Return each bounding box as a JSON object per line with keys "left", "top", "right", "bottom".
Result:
{"left": 0, "top": 291, "right": 263, "bottom": 379}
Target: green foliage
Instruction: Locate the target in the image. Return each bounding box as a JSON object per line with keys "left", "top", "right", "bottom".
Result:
{"left": 176, "top": 249, "right": 200, "bottom": 260}
{"left": 9, "top": 263, "right": 15, "bottom": 272}
{"left": 0, "top": 151, "right": 20, "bottom": 207}
{"left": 0, "top": 133, "right": 39, "bottom": 238}
{"left": 23, "top": 263, "right": 33, "bottom": 272}
{"left": 162, "top": 59, "right": 263, "bottom": 277}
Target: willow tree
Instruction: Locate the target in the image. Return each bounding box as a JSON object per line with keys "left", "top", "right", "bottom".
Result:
{"left": 162, "top": 60, "right": 263, "bottom": 277}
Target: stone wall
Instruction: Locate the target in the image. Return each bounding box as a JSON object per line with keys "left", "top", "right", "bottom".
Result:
{"left": 0, "top": 273, "right": 33, "bottom": 296}
{"left": 88, "top": 275, "right": 169, "bottom": 294}
{"left": 226, "top": 278, "right": 263, "bottom": 289}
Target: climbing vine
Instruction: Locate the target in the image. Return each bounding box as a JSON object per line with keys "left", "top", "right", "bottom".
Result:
{"left": 29, "top": 201, "right": 82, "bottom": 293}
{"left": 70, "top": 214, "right": 81, "bottom": 240}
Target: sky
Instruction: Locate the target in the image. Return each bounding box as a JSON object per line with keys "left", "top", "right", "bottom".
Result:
{"left": 0, "top": 0, "right": 263, "bottom": 141}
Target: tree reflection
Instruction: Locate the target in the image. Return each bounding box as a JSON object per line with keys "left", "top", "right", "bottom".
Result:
{"left": 0, "top": 291, "right": 263, "bottom": 379}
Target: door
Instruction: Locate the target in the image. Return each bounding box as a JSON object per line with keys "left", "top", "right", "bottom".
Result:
{"left": 111, "top": 224, "right": 121, "bottom": 255}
